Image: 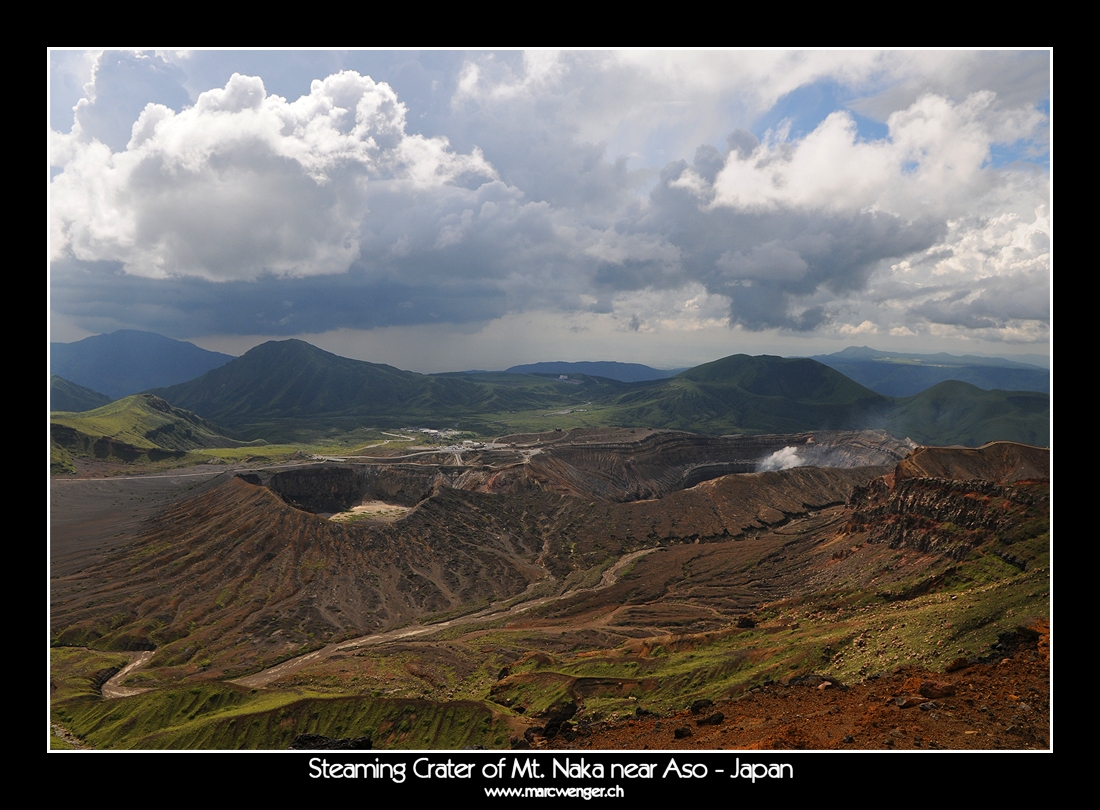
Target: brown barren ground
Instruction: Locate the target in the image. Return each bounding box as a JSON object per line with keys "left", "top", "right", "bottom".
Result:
{"left": 549, "top": 620, "right": 1049, "bottom": 751}
{"left": 51, "top": 432, "right": 1049, "bottom": 752}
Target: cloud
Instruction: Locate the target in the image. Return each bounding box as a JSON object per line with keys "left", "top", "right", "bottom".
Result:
{"left": 51, "top": 69, "right": 496, "bottom": 282}
{"left": 607, "top": 284, "right": 731, "bottom": 334}
{"left": 856, "top": 202, "right": 1051, "bottom": 342}
{"left": 682, "top": 92, "right": 1046, "bottom": 219}
{"left": 717, "top": 242, "right": 809, "bottom": 281}
{"left": 642, "top": 158, "right": 948, "bottom": 331}
{"left": 641, "top": 90, "right": 1049, "bottom": 338}
{"left": 847, "top": 51, "right": 1052, "bottom": 122}
{"left": 839, "top": 320, "right": 878, "bottom": 335}
{"left": 69, "top": 51, "right": 192, "bottom": 150}
{"left": 49, "top": 51, "right": 1050, "bottom": 358}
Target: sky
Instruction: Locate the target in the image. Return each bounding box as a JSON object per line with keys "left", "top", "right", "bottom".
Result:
{"left": 49, "top": 50, "right": 1051, "bottom": 372}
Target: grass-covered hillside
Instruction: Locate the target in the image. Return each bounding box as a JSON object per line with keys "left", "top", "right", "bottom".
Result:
{"left": 147, "top": 340, "right": 1048, "bottom": 448}
{"left": 154, "top": 339, "right": 625, "bottom": 441}
{"left": 51, "top": 394, "right": 243, "bottom": 463}
{"left": 885, "top": 381, "right": 1050, "bottom": 447}
{"left": 603, "top": 355, "right": 892, "bottom": 435}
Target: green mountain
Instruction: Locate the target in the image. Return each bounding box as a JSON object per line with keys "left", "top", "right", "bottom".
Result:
{"left": 885, "top": 380, "right": 1050, "bottom": 447}
{"left": 603, "top": 355, "right": 892, "bottom": 434}
{"left": 155, "top": 340, "right": 625, "bottom": 440}
{"left": 150, "top": 340, "right": 1048, "bottom": 447}
{"left": 51, "top": 394, "right": 242, "bottom": 462}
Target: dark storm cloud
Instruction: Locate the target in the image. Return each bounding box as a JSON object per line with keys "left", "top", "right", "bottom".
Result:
{"left": 633, "top": 160, "right": 947, "bottom": 330}
{"left": 50, "top": 259, "right": 509, "bottom": 338}
{"left": 908, "top": 271, "right": 1050, "bottom": 330}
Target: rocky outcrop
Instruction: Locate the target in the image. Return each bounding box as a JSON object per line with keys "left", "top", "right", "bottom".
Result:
{"left": 846, "top": 443, "right": 1050, "bottom": 559}
{"left": 50, "top": 424, "right": 187, "bottom": 462}
{"left": 894, "top": 441, "right": 1049, "bottom": 484}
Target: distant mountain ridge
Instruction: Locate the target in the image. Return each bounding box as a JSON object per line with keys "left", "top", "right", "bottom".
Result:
{"left": 820, "top": 345, "right": 1046, "bottom": 369}
{"left": 153, "top": 339, "right": 1049, "bottom": 447}
{"left": 50, "top": 376, "right": 111, "bottom": 413}
{"left": 50, "top": 330, "right": 235, "bottom": 399}
{"left": 810, "top": 346, "right": 1050, "bottom": 396}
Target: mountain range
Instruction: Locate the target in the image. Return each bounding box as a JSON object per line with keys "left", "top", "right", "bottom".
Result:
{"left": 145, "top": 339, "right": 1047, "bottom": 447}
{"left": 50, "top": 330, "right": 234, "bottom": 399}
{"left": 811, "top": 346, "right": 1049, "bottom": 396}
{"left": 48, "top": 331, "right": 1050, "bottom": 448}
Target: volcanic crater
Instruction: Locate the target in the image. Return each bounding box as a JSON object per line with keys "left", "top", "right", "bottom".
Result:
{"left": 50, "top": 428, "right": 1049, "bottom": 750}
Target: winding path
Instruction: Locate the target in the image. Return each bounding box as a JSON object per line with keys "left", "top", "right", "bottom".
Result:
{"left": 101, "top": 651, "right": 155, "bottom": 699}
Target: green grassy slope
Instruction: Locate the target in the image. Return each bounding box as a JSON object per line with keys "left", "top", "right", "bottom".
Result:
{"left": 154, "top": 340, "right": 624, "bottom": 440}
{"left": 603, "top": 355, "right": 892, "bottom": 434}
{"left": 51, "top": 394, "right": 243, "bottom": 461}
{"left": 150, "top": 341, "right": 1048, "bottom": 446}
{"left": 885, "top": 381, "right": 1049, "bottom": 447}
{"left": 52, "top": 681, "right": 512, "bottom": 750}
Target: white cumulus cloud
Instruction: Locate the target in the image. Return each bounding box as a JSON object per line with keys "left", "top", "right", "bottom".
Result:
{"left": 51, "top": 71, "right": 497, "bottom": 281}
{"left": 690, "top": 92, "right": 1046, "bottom": 220}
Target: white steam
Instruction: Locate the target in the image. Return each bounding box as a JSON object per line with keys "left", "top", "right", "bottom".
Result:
{"left": 757, "top": 446, "right": 808, "bottom": 472}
